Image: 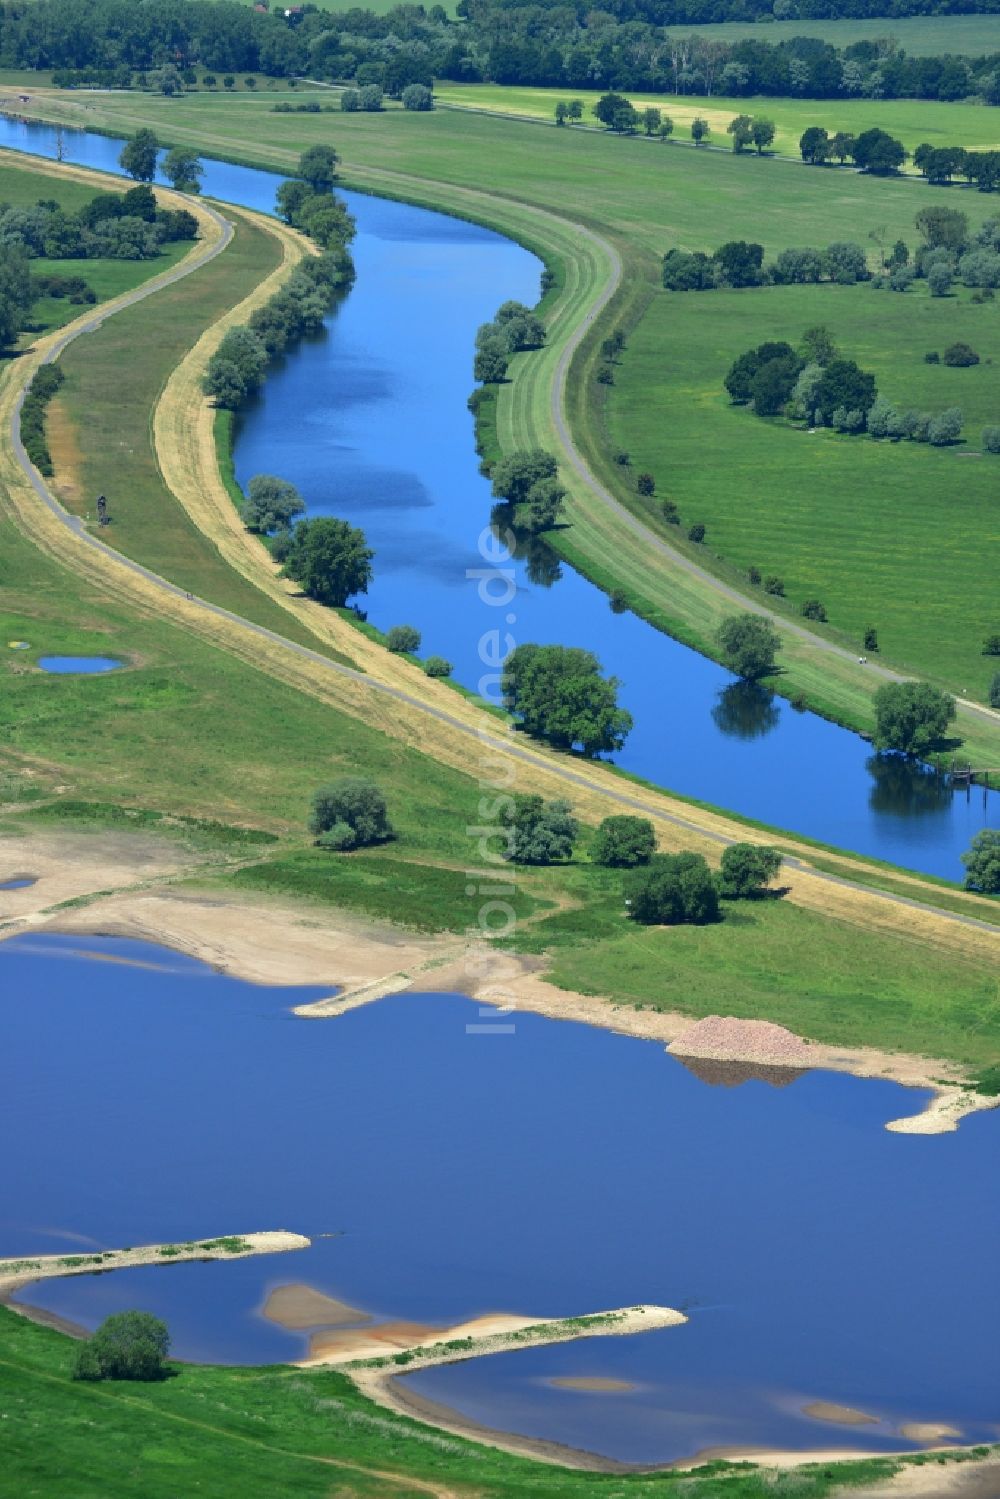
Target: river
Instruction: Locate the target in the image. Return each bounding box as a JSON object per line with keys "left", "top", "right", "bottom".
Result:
{"left": 0, "top": 114, "right": 995, "bottom": 877}
{"left": 3, "top": 934, "right": 999, "bottom": 1465}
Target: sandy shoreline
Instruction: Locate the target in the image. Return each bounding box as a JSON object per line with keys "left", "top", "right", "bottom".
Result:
{"left": 1, "top": 835, "right": 996, "bottom": 1136}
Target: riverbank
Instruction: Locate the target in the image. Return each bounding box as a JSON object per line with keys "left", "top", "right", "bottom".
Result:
{"left": 2, "top": 838, "right": 995, "bottom": 1133}
{"left": 6, "top": 93, "right": 1000, "bottom": 771}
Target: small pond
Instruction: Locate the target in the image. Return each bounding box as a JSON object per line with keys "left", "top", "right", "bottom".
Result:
{"left": 37, "top": 656, "right": 123, "bottom": 674}
{"left": 2, "top": 934, "right": 998, "bottom": 1466}
{"left": 0, "top": 878, "right": 36, "bottom": 891}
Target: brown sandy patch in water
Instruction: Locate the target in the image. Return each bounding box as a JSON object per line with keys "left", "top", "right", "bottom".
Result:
{"left": 310, "top": 1319, "right": 435, "bottom": 1361}
{"left": 261, "top": 1283, "right": 370, "bottom": 1332}
{"left": 898, "top": 1421, "right": 962, "bottom": 1443}
{"left": 803, "top": 1401, "right": 879, "bottom": 1426}
{"left": 548, "top": 1376, "right": 635, "bottom": 1393}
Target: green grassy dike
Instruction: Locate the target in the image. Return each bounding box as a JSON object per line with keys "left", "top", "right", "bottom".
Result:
{"left": 14, "top": 89, "right": 1000, "bottom": 769}
{"left": 5, "top": 1307, "right": 995, "bottom": 1498}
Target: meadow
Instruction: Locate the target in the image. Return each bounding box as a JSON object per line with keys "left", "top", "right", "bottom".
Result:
{"left": 436, "top": 80, "right": 1000, "bottom": 158}
{"left": 605, "top": 277, "right": 1000, "bottom": 700}
{"left": 659, "top": 13, "right": 1000, "bottom": 55}
{"left": 0, "top": 1305, "right": 949, "bottom": 1499}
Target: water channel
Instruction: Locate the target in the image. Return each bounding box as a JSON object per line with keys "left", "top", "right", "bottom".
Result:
{"left": 0, "top": 114, "right": 995, "bottom": 878}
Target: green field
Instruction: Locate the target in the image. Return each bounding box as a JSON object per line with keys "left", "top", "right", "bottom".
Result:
{"left": 605, "top": 278, "right": 1000, "bottom": 700}
{"left": 4, "top": 1306, "right": 960, "bottom": 1499}
{"left": 436, "top": 81, "right": 1000, "bottom": 158}
{"left": 659, "top": 13, "right": 1000, "bottom": 55}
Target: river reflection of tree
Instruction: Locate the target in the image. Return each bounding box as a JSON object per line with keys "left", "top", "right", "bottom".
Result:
{"left": 711, "top": 680, "right": 781, "bottom": 741}
{"left": 491, "top": 505, "right": 562, "bottom": 588}
{"left": 866, "top": 753, "right": 953, "bottom": 819}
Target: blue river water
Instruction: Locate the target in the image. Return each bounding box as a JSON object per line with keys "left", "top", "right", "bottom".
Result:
{"left": 0, "top": 113, "right": 995, "bottom": 879}
{"left": 2, "top": 934, "right": 999, "bottom": 1464}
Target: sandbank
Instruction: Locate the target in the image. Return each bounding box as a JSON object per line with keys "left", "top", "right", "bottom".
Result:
{"left": 548, "top": 1376, "right": 635, "bottom": 1393}
{"left": 261, "top": 1282, "right": 370, "bottom": 1332}
{"left": 803, "top": 1400, "right": 880, "bottom": 1426}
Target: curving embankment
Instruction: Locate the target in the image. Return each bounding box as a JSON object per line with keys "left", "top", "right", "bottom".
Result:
{"left": 1, "top": 155, "right": 998, "bottom": 994}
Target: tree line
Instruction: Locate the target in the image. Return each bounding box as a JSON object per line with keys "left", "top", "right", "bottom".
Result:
{"left": 8, "top": 0, "right": 1000, "bottom": 108}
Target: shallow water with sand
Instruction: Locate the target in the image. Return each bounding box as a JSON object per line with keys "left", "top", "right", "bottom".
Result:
{"left": 2, "top": 934, "right": 998, "bottom": 1465}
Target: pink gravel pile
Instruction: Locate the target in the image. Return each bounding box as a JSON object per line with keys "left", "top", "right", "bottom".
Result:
{"left": 668, "top": 1015, "right": 810, "bottom": 1066}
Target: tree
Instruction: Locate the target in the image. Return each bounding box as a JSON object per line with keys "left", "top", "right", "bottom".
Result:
{"left": 593, "top": 92, "right": 636, "bottom": 133}
{"left": 725, "top": 342, "right": 797, "bottom": 404}
{"left": 309, "top": 777, "right": 394, "bottom": 851}
{"left": 727, "top": 113, "right": 753, "bottom": 153}
{"left": 474, "top": 342, "right": 507, "bottom": 384}
{"left": 386, "top": 624, "right": 421, "bottom": 653}
{"left": 714, "top": 240, "right": 765, "bottom": 288}
{"left": 296, "top": 145, "right": 338, "bottom": 193}
{"left": 118, "top": 129, "right": 158, "bottom": 183}
{"left": 636, "top": 472, "right": 655, "bottom": 495}
{"left": 241, "top": 474, "right": 304, "bottom": 534}
{"left": 716, "top": 614, "right": 781, "bottom": 680}
{"left": 872, "top": 681, "right": 956, "bottom": 755}
{"left": 915, "top": 205, "right": 968, "bottom": 252}
{"left": 927, "top": 263, "right": 953, "bottom": 298}
{"left": 591, "top": 815, "right": 655, "bottom": 868}
{"left": 502, "top": 643, "right": 633, "bottom": 756}
{"left": 813, "top": 359, "right": 877, "bottom": 425}
{"left": 751, "top": 117, "right": 775, "bottom": 154}
{"left": 518, "top": 477, "right": 565, "bottom": 533}
{"left": 642, "top": 106, "right": 662, "bottom": 136}
{"left": 424, "top": 656, "right": 452, "bottom": 677}
{"left": 943, "top": 343, "right": 979, "bottom": 367}
{"left": 73, "top": 1312, "right": 169, "bottom": 1382}
{"left": 864, "top": 626, "right": 879, "bottom": 653}
{"left": 927, "top": 408, "right": 963, "bottom": 446}
{"left": 691, "top": 117, "right": 710, "bottom": 146}
{"left": 162, "top": 146, "right": 202, "bottom": 194}
{"left": 962, "top": 829, "right": 1000, "bottom": 894}
{"left": 554, "top": 100, "right": 568, "bottom": 126}
{"left": 852, "top": 128, "right": 906, "bottom": 175}
{"left": 719, "top": 842, "right": 782, "bottom": 898}
{"left": 491, "top": 450, "right": 557, "bottom": 506}
{"left": 504, "top": 795, "right": 578, "bottom": 865}
{"left": 282, "top": 517, "right": 373, "bottom": 607}
{"left": 829, "top": 131, "right": 856, "bottom": 165}
{"left": 625, "top": 852, "right": 720, "bottom": 926}
{"left": 658, "top": 118, "right": 674, "bottom": 142}
{"left": 985, "top": 634, "right": 1000, "bottom": 656}
{"left": 989, "top": 672, "right": 1000, "bottom": 709}
{"left": 800, "top": 126, "right": 830, "bottom": 165}
{"left": 149, "top": 64, "right": 183, "bottom": 96}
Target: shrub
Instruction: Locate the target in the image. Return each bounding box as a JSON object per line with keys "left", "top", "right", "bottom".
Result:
{"left": 688, "top": 522, "right": 705, "bottom": 543}
{"left": 661, "top": 500, "right": 679, "bottom": 524}
{"left": 984, "top": 634, "right": 1000, "bottom": 655}
{"left": 982, "top": 426, "right": 1000, "bottom": 454}
{"left": 747, "top": 565, "right": 761, "bottom": 585}
{"left": 864, "top": 626, "right": 879, "bottom": 652}
{"left": 613, "top": 450, "right": 630, "bottom": 465}
{"left": 924, "top": 350, "right": 940, "bottom": 364}
{"left": 989, "top": 672, "right": 1000, "bottom": 709}
{"left": 386, "top": 624, "right": 421, "bottom": 654}
{"left": 504, "top": 795, "right": 578, "bottom": 865}
{"left": 625, "top": 852, "right": 720, "bottom": 926}
{"left": 340, "top": 88, "right": 359, "bottom": 112}
{"left": 943, "top": 342, "right": 980, "bottom": 367}
{"left": 636, "top": 472, "right": 655, "bottom": 495}
{"left": 763, "top": 576, "right": 784, "bottom": 596}
{"left": 424, "top": 656, "right": 452, "bottom": 677}
{"left": 597, "top": 366, "right": 614, "bottom": 385}
{"left": 591, "top": 815, "right": 656, "bottom": 868}
{"left": 309, "top": 778, "right": 394, "bottom": 850}
{"left": 801, "top": 599, "right": 827, "bottom": 621}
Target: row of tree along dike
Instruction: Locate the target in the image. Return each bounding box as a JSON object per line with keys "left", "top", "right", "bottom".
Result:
{"left": 304, "top": 649, "right": 1000, "bottom": 895}
{"left": 202, "top": 145, "right": 354, "bottom": 413}
{"left": 14, "top": 0, "right": 1000, "bottom": 108}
